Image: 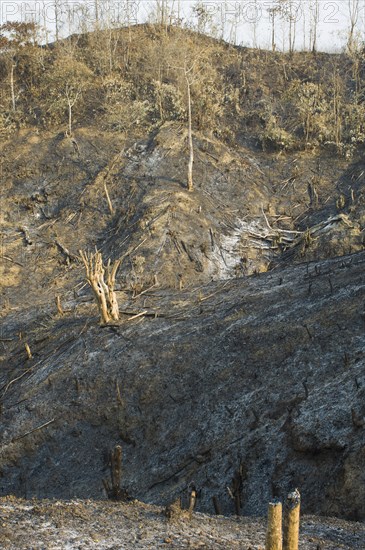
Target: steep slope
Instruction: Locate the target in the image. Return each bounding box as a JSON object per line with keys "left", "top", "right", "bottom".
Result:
{"left": 0, "top": 251, "right": 364, "bottom": 520}
{"left": 1, "top": 28, "right": 365, "bottom": 527}
{"left": 1, "top": 122, "right": 365, "bottom": 313}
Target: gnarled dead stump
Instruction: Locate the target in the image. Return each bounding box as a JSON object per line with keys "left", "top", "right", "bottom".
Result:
{"left": 79, "top": 250, "right": 121, "bottom": 324}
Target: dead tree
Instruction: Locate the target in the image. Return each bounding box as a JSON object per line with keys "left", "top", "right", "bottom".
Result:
{"left": 185, "top": 68, "right": 194, "bottom": 192}
{"left": 170, "top": 49, "right": 208, "bottom": 192}
{"left": 79, "top": 250, "right": 121, "bottom": 324}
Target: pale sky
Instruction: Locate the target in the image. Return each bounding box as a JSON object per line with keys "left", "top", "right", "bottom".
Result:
{"left": 0, "top": 1, "right": 363, "bottom": 52}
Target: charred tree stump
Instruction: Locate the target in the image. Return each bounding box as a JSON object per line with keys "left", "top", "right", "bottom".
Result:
{"left": 103, "top": 445, "right": 129, "bottom": 501}
{"left": 283, "top": 489, "right": 300, "bottom": 550}
{"left": 212, "top": 495, "right": 221, "bottom": 515}
{"left": 265, "top": 500, "right": 282, "bottom": 550}
{"left": 229, "top": 462, "right": 246, "bottom": 515}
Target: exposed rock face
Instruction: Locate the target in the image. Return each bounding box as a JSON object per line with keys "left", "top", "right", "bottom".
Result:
{"left": 0, "top": 251, "right": 364, "bottom": 520}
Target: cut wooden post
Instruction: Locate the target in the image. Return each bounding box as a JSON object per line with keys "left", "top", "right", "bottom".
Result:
{"left": 265, "top": 500, "right": 282, "bottom": 550}
{"left": 283, "top": 489, "right": 301, "bottom": 550}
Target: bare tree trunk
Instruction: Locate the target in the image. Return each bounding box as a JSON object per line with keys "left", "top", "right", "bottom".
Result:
{"left": 310, "top": 0, "right": 319, "bottom": 53}
{"left": 10, "top": 61, "right": 16, "bottom": 111}
{"left": 332, "top": 68, "right": 342, "bottom": 145}
{"left": 186, "top": 75, "right": 194, "bottom": 192}
{"left": 157, "top": 64, "right": 164, "bottom": 121}
{"left": 54, "top": 0, "right": 60, "bottom": 42}
{"left": 252, "top": 0, "right": 258, "bottom": 48}
{"left": 305, "top": 112, "right": 310, "bottom": 145}
{"left": 271, "top": 12, "right": 276, "bottom": 51}
{"left": 290, "top": 2, "right": 297, "bottom": 54}
{"left": 94, "top": 0, "right": 99, "bottom": 27}
{"left": 267, "top": 6, "right": 279, "bottom": 52}
{"left": 288, "top": 11, "right": 292, "bottom": 53}
{"left": 65, "top": 86, "right": 80, "bottom": 137}
{"left": 347, "top": 0, "right": 360, "bottom": 53}
{"left": 156, "top": 0, "right": 166, "bottom": 27}
{"left": 42, "top": 0, "right": 50, "bottom": 44}
{"left": 68, "top": 98, "right": 72, "bottom": 137}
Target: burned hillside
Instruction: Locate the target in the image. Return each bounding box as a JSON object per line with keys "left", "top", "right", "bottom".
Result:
{"left": 0, "top": 24, "right": 365, "bottom": 532}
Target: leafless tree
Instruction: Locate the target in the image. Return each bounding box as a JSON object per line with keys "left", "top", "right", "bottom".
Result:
{"left": 54, "top": 0, "right": 63, "bottom": 42}
{"left": 80, "top": 250, "right": 121, "bottom": 324}
{"left": 193, "top": 1, "right": 215, "bottom": 36}
{"left": 267, "top": 2, "right": 281, "bottom": 52}
{"left": 0, "top": 22, "right": 40, "bottom": 111}
{"left": 250, "top": 0, "right": 259, "bottom": 48}
{"left": 171, "top": 50, "right": 207, "bottom": 192}
{"left": 185, "top": 64, "right": 194, "bottom": 192}
{"left": 285, "top": 1, "right": 300, "bottom": 53}
{"left": 309, "top": 0, "right": 319, "bottom": 53}
{"left": 65, "top": 84, "right": 81, "bottom": 137}
{"left": 332, "top": 67, "right": 343, "bottom": 146}
{"left": 347, "top": 0, "right": 360, "bottom": 53}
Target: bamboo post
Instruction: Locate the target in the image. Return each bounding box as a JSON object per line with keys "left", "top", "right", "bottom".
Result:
{"left": 265, "top": 500, "right": 282, "bottom": 550}
{"left": 283, "top": 489, "right": 301, "bottom": 550}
